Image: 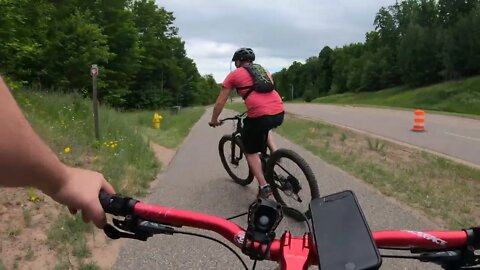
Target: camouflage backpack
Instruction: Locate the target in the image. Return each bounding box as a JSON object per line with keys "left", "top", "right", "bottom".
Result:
{"left": 236, "top": 63, "right": 275, "bottom": 100}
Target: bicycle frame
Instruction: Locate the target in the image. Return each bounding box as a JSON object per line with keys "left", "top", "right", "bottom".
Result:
{"left": 221, "top": 112, "right": 271, "bottom": 166}
{"left": 100, "top": 192, "right": 479, "bottom": 270}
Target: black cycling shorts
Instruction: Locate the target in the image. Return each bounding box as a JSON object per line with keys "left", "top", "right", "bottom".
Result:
{"left": 241, "top": 111, "right": 284, "bottom": 154}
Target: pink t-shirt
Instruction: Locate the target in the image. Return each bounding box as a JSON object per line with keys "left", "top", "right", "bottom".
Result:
{"left": 223, "top": 66, "right": 284, "bottom": 118}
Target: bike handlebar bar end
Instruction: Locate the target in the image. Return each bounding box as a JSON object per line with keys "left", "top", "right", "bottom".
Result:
{"left": 99, "top": 191, "right": 138, "bottom": 216}
{"left": 99, "top": 191, "right": 112, "bottom": 209}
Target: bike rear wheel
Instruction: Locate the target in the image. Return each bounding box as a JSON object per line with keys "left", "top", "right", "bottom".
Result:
{"left": 219, "top": 135, "right": 254, "bottom": 186}
{"left": 265, "top": 148, "right": 320, "bottom": 221}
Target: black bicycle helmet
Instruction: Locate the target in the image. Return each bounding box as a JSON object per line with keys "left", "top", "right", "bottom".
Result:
{"left": 231, "top": 47, "right": 255, "bottom": 62}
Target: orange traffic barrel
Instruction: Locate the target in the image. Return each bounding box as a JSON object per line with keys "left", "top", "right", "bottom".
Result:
{"left": 411, "top": 110, "right": 426, "bottom": 132}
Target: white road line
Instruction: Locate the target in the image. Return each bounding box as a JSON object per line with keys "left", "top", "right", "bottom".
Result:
{"left": 445, "top": 131, "right": 480, "bottom": 142}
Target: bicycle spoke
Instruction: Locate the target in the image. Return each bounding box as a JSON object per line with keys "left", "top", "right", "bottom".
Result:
{"left": 292, "top": 193, "right": 302, "bottom": 203}
{"left": 220, "top": 136, "right": 251, "bottom": 183}
{"left": 274, "top": 162, "right": 296, "bottom": 179}
{"left": 270, "top": 156, "right": 311, "bottom": 215}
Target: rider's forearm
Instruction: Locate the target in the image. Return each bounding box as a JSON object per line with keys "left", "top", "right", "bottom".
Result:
{"left": 0, "top": 77, "right": 68, "bottom": 194}
{"left": 211, "top": 102, "right": 224, "bottom": 121}
{"left": 211, "top": 87, "right": 230, "bottom": 121}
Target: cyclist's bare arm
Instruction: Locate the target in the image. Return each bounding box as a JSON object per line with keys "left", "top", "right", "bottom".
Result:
{"left": 0, "top": 76, "right": 66, "bottom": 191}
{"left": 210, "top": 86, "right": 231, "bottom": 124}
{"left": 0, "top": 77, "right": 114, "bottom": 228}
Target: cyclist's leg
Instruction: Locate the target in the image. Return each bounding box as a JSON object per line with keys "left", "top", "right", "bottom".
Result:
{"left": 242, "top": 118, "right": 267, "bottom": 186}
{"left": 245, "top": 154, "right": 267, "bottom": 186}
{"left": 266, "top": 111, "right": 284, "bottom": 153}
{"left": 266, "top": 131, "right": 277, "bottom": 153}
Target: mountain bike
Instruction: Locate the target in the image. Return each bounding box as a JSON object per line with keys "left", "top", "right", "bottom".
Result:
{"left": 217, "top": 112, "right": 320, "bottom": 221}
{"left": 100, "top": 190, "right": 480, "bottom": 270}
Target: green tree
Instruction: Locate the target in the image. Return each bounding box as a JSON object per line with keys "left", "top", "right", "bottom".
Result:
{"left": 441, "top": 6, "right": 480, "bottom": 78}
{"left": 438, "top": 0, "right": 479, "bottom": 27}
{"left": 317, "top": 46, "right": 333, "bottom": 95}
{"left": 0, "top": 0, "right": 53, "bottom": 84}
{"left": 42, "top": 10, "right": 112, "bottom": 91}
{"left": 398, "top": 23, "right": 441, "bottom": 86}
{"left": 92, "top": 0, "right": 141, "bottom": 107}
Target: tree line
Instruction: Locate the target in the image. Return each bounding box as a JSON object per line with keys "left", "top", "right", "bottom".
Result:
{"left": 0, "top": 0, "right": 219, "bottom": 109}
{"left": 273, "top": 0, "right": 480, "bottom": 101}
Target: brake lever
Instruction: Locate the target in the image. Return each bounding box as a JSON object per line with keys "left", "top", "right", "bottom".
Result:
{"left": 104, "top": 224, "right": 150, "bottom": 241}
{"left": 103, "top": 216, "right": 176, "bottom": 241}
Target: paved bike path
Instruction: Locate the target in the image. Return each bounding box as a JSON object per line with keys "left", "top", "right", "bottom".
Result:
{"left": 285, "top": 103, "right": 480, "bottom": 167}
{"left": 113, "top": 108, "right": 441, "bottom": 270}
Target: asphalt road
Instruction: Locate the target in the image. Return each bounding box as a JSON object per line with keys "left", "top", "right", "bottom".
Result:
{"left": 113, "top": 108, "right": 441, "bottom": 270}
{"left": 284, "top": 103, "right": 480, "bottom": 167}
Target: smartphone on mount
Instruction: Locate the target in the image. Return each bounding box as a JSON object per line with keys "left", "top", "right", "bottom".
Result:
{"left": 309, "top": 190, "right": 382, "bottom": 270}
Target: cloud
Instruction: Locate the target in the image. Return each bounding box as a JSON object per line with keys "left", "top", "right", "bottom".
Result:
{"left": 160, "top": 0, "right": 397, "bottom": 82}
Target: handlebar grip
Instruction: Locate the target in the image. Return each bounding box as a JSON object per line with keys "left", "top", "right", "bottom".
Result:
{"left": 99, "top": 191, "right": 138, "bottom": 216}
{"left": 99, "top": 191, "right": 113, "bottom": 212}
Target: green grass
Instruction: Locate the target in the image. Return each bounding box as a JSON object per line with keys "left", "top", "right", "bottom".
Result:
{"left": 14, "top": 89, "right": 159, "bottom": 196}
{"left": 7, "top": 225, "right": 21, "bottom": 238}
{"left": 79, "top": 263, "right": 102, "bottom": 270}
{"left": 53, "top": 260, "right": 70, "bottom": 270}
{"left": 314, "top": 76, "right": 480, "bottom": 116}
{"left": 276, "top": 115, "right": 480, "bottom": 228}
{"left": 47, "top": 212, "right": 92, "bottom": 259}
{"left": 12, "top": 257, "right": 20, "bottom": 270}
{"left": 11, "top": 88, "right": 205, "bottom": 268}
{"left": 12, "top": 88, "right": 161, "bottom": 267}
{"left": 25, "top": 245, "right": 34, "bottom": 261}
{"left": 22, "top": 208, "right": 32, "bottom": 227}
{"left": 125, "top": 106, "right": 206, "bottom": 148}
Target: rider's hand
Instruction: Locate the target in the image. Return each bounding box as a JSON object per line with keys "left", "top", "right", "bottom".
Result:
{"left": 46, "top": 166, "right": 115, "bottom": 229}
{"left": 209, "top": 120, "right": 222, "bottom": 127}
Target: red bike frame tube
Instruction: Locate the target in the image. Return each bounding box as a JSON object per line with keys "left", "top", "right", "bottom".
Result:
{"left": 374, "top": 230, "right": 468, "bottom": 249}
{"left": 134, "top": 202, "right": 244, "bottom": 245}
{"left": 280, "top": 232, "right": 315, "bottom": 270}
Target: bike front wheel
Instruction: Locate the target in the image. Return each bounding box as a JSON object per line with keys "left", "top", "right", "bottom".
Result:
{"left": 218, "top": 135, "right": 254, "bottom": 186}
{"left": 265, "top": 148, "right": 320, "bottom": 221}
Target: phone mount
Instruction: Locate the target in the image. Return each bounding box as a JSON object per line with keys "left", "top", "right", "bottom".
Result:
{"left": 242, "top": 198, "right": 283, "bottom": 260}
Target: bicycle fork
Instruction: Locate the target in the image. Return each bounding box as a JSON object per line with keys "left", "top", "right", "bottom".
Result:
{"left": 230, "top": 135, "right": 242, "bottom": 166}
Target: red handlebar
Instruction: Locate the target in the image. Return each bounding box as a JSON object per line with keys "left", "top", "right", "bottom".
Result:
{"left": 373, "top": 230, "right": 467, "bottom": 249}
{"left": 134, "top": 203, "right": 248, "bottom": 249}
{"left": 132, "top": 201, "right": 470, "bottom": 269}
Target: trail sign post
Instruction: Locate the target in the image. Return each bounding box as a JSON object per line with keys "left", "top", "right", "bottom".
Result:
{"left": 91, "top": 64, "right": 100, "bottom": 140}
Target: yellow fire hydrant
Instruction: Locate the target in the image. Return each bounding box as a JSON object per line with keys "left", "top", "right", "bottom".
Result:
{"left": 153, "top": 113, "right": 163, "bottom": 129}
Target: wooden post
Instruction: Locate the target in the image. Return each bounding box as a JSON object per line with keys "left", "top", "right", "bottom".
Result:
{"left": 91, "top": 64, "right": 100, "bottom": 140}
{"left": 290, "top": 84, "right": 294, "bottom": 100}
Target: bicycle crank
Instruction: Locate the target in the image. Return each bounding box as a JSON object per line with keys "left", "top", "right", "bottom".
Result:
{"left": 275, "top": 175, "right": 303, "bottom": 203}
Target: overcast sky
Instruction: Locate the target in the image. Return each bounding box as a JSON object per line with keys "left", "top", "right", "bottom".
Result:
{"left": 159, "top": 0, "right": 396, "bottom": 83}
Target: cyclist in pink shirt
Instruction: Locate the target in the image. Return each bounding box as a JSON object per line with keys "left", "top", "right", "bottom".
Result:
{"left": 209, "top": 48, "right": 284, "bottom": 198}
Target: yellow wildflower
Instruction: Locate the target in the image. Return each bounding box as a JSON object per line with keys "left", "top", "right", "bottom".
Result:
{"left": 64, "top": 147, "right": 71, "bottom": 153}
